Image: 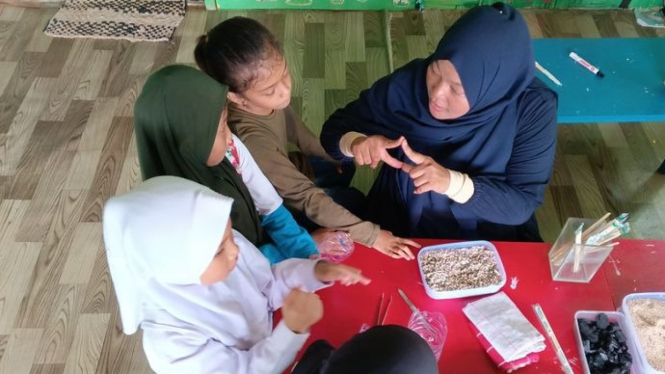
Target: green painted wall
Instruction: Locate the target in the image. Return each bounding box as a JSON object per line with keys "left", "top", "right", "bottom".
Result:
{"left": 215, "top": 0, "right": 661, "bottom": 10}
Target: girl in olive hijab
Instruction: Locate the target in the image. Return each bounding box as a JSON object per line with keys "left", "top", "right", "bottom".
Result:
{"left": 134, "top": 65, "right": 318, "bottom": 264}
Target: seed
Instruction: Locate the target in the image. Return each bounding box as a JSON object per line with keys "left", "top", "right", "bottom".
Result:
{"left": 420, "top": 246, "right": 502, "bottom": 292}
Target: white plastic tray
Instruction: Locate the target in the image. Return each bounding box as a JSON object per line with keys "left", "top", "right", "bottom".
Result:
{"left": 621, "top": 292, "right": 665, "bottom": 374}
{"left": 574, "top": 310, "right": 644, "bottom": 374}
{"left": 417, "top": 240, "right": 506, "bottom": 300}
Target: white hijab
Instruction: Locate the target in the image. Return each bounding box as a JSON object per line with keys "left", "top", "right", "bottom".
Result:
{"left": 103, "top": 176, "right": 232, "bottom": 334}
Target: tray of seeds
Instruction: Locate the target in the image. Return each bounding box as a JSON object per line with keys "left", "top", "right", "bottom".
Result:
{"left": 417, "top": 241, "right": 506, "bottom": 300}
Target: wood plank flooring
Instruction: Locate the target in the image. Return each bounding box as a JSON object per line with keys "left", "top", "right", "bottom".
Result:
{"left": 0, "top": 5, "right": 664, "bottom": 373}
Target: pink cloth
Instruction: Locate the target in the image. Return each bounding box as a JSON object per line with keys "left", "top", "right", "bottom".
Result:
{"left": 468, "top": 323, "right": 540, "bottom": 373}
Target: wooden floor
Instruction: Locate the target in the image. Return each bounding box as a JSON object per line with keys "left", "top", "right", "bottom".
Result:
{"left": 0, "top": 5, "right": 664, "bottom": 374}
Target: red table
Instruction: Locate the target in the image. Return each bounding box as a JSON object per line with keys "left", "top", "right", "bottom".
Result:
{"left": 297, "top": 239, "right": 665, "bottom": 374}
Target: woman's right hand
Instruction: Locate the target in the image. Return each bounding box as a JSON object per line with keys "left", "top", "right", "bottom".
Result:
{"left": 372, "top": 230, "right": 419, "bottom": 260}
{"left": 350, "top": 135, "right": 404, "bottom": 169}
{"left": 282, "top": 289, "right": 324, "bottom": 334}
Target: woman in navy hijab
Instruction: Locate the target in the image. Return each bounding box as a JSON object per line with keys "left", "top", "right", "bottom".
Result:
{"left": 320, "top": 3, "right": 557, "bottom": 242}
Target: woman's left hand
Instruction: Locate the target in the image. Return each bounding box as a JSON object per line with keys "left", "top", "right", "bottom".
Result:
{"left": 314, "top": 261, "right": 371, "bottom": 286}
{"left": 400, "top": 140, "right": 451, "bottom": 195}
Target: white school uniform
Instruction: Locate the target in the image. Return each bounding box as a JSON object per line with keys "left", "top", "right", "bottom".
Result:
{"left": 228, "top": 134, "right": 282, "bottom": 216}
{"left": 103, "top": 176, "right": 327, "bottom": 374}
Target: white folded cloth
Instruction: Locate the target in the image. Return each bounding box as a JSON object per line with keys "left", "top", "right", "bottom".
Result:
{"left": 463, "top": 292, "right": 546, "bottom": 362}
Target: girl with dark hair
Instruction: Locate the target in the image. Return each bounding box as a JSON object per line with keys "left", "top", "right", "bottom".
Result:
{"left": 195, "top": 17, "right": 420, "bottom": 261}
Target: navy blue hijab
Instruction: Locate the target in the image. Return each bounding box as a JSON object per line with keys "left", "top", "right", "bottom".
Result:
{"left": 321, "top": 3, "right": 557, "bottom": 240}
{"left": 361, "top": 2, "right": 535, "bottom": 145}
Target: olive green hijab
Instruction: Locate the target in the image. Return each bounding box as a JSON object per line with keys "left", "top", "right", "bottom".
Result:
{"left": 134, "top": 65, "right": 263, "bottom": 245}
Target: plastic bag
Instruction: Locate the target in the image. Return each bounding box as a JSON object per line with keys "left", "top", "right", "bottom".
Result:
{"left": 316, "top": 231, "right": 354, "bottom": 263}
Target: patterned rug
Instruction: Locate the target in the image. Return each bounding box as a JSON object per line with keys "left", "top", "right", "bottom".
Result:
{"left": 44, "top": 0, "right": 186, "bottom": 42}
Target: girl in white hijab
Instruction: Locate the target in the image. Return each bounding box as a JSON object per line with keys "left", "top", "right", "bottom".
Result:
{"left": 103, "top": 176, "right": 371, "bottom": 374}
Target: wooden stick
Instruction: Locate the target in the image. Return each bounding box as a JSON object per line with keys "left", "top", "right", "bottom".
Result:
{"left": 582, "top": 212, "right": 611, "bottom": 241}
{"left": 535, "top": 62, "right": 563, "bottom": 87}
{"left": 533, "top": 304, "right": 575, "bottom": 374}
{"left": 596, "top": 232, "right": 622, "bottom": 247}
{"left": 573, "top": 245, "right": 582, "bottom": 272}
{"left": 576, "top": 231, "right": 621, "bottom": 271}
{"left": 380, "top": 296, "right": 392, "bottom": 325}
{"left": 376, "top": 293, "right": 384, "bottom": 326}
{"left": 585, "top": 242, "right": 620, "bottom": 254}
{"left": 583, "top": 235, "right": 621, "bottom": 257}
{"left": 550, "top": 242, "right": 573, "bottom": 265}
{"left": 586, "top": 221, "right": 618, "bottom": 244}
{"left": 573, "top": 224, "right": 584, "bottom": 272}
{"left": 552, "top": 213, "right": 610, "bottom": 266}
{"left": 551, "top": 241, "right": 578, "bottom": 267}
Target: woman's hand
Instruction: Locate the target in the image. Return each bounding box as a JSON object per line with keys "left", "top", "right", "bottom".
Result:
{"left": 372, "top": 230, "right": 419, "bottom": 260}
{"left": 314, "top": 261, "right": 371, "bottom": 286}
{"left": 400, "top": 140, "right": 451, "bottom": 195}
{"left": 350, "top": 135, "right": 404, "bottom": 169}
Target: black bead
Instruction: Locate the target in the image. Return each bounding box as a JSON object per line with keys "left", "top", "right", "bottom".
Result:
{"left": 593, "top": 354, "right": 606, "bottom": 367}
{"left": 597, "top": 313, "right": 610, "bottom": 329}
{"left": 578, "top": 318, "right": 634, "bottom": 374}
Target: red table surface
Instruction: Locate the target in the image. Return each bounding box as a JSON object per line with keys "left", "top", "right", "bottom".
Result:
{"left": 289, "top": 239, "right": 665, "bottom": 374}
{"left": 602, "top": 239, "right": 665, "bottom": 308}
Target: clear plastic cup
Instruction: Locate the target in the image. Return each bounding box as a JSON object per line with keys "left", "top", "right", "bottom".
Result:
{"left": 408, "top": 311, "right": 447, "bottom": 361}
{"left": 317, "top": 231, "right": 354, "bottom": 264}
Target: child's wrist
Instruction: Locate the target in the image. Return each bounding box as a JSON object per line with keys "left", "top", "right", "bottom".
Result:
{"left": 314, "top": 260, "right": 331, "bottom": 283}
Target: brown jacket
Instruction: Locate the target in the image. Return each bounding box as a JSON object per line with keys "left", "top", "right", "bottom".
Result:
{"left": 228, "top": 104, "right": 379, "bottom": 246}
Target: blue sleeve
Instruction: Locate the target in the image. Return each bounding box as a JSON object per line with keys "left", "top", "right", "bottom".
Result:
{"left": 258, "top": 205, "right": 319, "bottom": 264}
{"left": 257, "top": 243, "right": 288, "bottom": 265}
{"left": 453, "top": 88, "right": 558, "bottom": 225}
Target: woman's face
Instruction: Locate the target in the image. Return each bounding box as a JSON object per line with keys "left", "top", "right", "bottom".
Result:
{"left": 200, "top": 220, "right": 239, "bottom": 285}
{"left": 426, "top": 59, "right": 470, "bottom": 120}
{"left": 229, "top": 51, "right": 292, "bottom": 115}
{"left": 206, "top": 107, "right": 232, "bottom": 167}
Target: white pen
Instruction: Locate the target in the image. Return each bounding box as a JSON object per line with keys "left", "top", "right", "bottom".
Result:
{"left": 569, "top": 52, "right": 605, "bottom": 78}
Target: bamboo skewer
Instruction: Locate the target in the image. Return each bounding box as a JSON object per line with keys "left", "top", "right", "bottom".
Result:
{"left": 573, "top": 224, "right": 584, "bottom": 272}
{"left": 582, "top": 212, "right": 611, "bottom": 241}
{"left": 376, "top": 293, "right": 384, "bottom": 325}
{"left": 535, "top": 62, "right": 563, "bottom": 87}
{"left": 551, "top": 213, "right": 610, "bottom": 265}
{"left": 380, "top": 296, "right": 392, "bottom": 326}
{"left": 375, "top": 294, "right": 392, "bottom": 326}
{"left": 585, "top": 242, "right": 620, "bottom": 254}
{"left": 551, "top": 213, "right": 630, "bottom": 274}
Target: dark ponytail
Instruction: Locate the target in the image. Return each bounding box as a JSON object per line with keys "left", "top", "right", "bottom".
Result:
{"left": 194, "top": 17, "right": 282, "bottom": 94}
